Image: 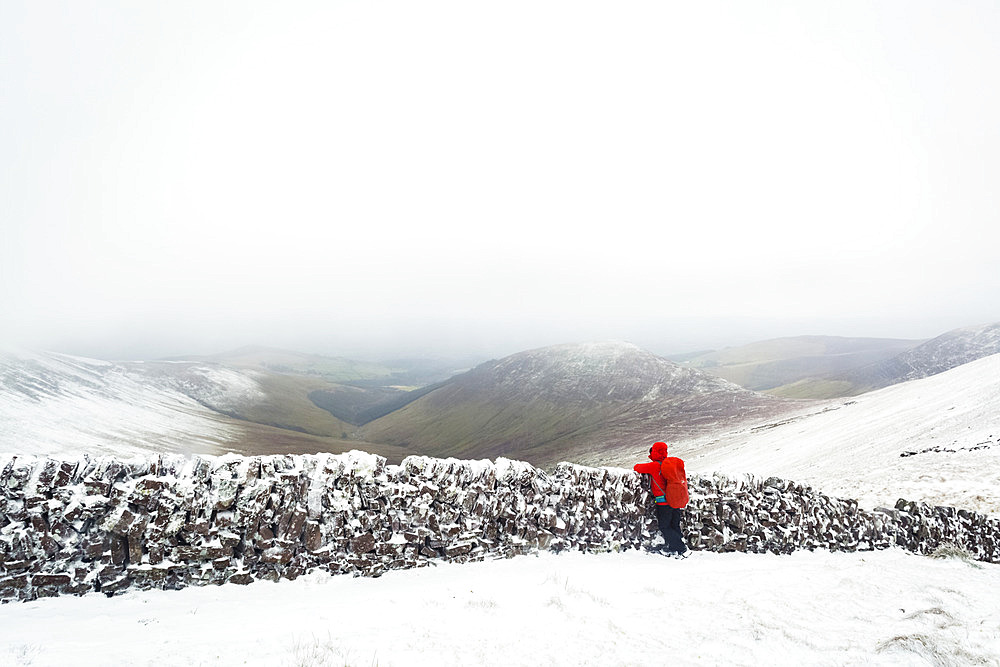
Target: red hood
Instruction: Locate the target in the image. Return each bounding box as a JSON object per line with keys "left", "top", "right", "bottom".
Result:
{"left": 649, "top": 441, "right": 669, "bottom": 461}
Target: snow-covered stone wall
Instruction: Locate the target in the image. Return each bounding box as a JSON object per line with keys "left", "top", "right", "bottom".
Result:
{"left": 2, "top": 451, "right": 998, "bottom": 602}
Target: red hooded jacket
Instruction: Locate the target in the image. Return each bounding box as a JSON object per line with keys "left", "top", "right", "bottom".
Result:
{"left": 633, "top": 441, "right": 689, "bottom": 508}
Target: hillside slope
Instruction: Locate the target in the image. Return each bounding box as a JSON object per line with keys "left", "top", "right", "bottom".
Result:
{"left": 619, "top": 353, "right": 1000, "bottom": 516}
{"left": 0, "top": 349, "right": 407, "bottom": 460}
{"left": 362, "top": 342, "right": 798, "bottom": 466}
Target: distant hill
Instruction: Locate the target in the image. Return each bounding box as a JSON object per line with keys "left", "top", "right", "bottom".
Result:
{"left": 167, "top": 345, "right": 398, "bottom": 383}
{"left": 361, "top": 341, "right": 798, "bottom": 466}
{"left": 682, "top": 336, "right": 922, "bottom": 398}
{"left": 773, "top": 322, "right": 1000, "bottom": 398}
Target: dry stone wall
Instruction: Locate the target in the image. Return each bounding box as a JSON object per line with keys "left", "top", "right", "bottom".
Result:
{"left": 2, "top": 451, "right": 998, "bottom": 602}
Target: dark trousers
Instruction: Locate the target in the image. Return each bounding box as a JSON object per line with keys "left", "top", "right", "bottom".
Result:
{"left": 655, "top": 505, "right": 687, "bottom": 554}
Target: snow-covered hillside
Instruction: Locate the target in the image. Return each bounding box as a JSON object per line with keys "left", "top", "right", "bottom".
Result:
{"left": 827, "top": 321, "right": 1000, "bottom": 393}
{"left": 897, "top": 322, "right": 1000, "bottom": 377}
{"left": 2, "top": 549, "right": 998, "bottom": 666}
{"left": 0, "top": 349, "right": 262, "bottom": 457}
{"left": 653, "top": 353, "right": 1000, "bottom": 516}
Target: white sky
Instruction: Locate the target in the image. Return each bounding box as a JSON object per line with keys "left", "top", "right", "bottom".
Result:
{"left": 2, "top": 1, "right": 999, "bottom": 360}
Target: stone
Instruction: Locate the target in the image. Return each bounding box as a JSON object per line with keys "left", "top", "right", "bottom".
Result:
{"left": 2, "top": 560, "right": 31, "bottom": 573}
{"left": 376, "top": 542, "right": 401, "bottom": 558}
{"left": 134, "top": 477, "right": 169, "bottom": 494}
{"left": 443, "top": 541, "right": 474, "bottom": 558}
{"left": 213, "top": 478, "right": 239, "bottom": 510}
{"left": 32, "top": 573, "right": 72, "bottom": 588}
{"left": 218, "top": 531, "right": 242, "bottom": 550}
{"left": 84, "top": 478, "right": 112, "bottom": 497}
{"left": 101, "top": 507, "right": 138, "bottom": 536}
{"left": 228, "top": 572, "right": 254, "bottom": 585}
{"left": 303, "top": 521, "right": 323, "bottom": 552}
{"left": 128, "top": 536, "right": 144, "bottom": 565}
{"left": 186, "top": 518, "right": 211, "bottom": 536}
{"left": 351, "top": 533, "right": 376, "bottom": 554}
{"left": 148, "top": 544, "right": 165, "bottom": 565}
{"left": 132, "top": 566, "right": 169, "bottom": 584}
{"left": 82, "top": 536, "right": 110, "bottom": 560}
{"left": 280, "top": 508, "right": 307, "bottom": 541}
{"left": 0, "top": 574, "right": 29, "bottom": 595}
{"left": 101, "top": 576, "right": 132, "bottom": 595}
{"left": 54, "top": 461, "right": 78, "bottom": 487}
{"left": 261, "top": 547, "right": 293, "bottom": 565}
{"left": 110, "top": 536, "right": 128, "bottom": 566}
{"left": 536, "top": 530, "right": 555, "bottom": 550}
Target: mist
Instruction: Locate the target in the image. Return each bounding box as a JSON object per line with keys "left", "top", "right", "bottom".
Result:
{"left": 3, "top": 1, "right": 999, "bottom": 362}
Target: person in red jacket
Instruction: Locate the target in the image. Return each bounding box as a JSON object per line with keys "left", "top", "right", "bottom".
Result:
{"left": 633, "top": 441, "right": 689, "bottom": 557}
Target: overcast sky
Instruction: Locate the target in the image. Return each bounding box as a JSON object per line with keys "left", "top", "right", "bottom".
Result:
{"left": 2, "top": 1, "right": 999, "bottom": 361}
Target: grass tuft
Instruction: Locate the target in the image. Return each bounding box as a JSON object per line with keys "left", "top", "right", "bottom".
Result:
{"left": 7, "top": 644, "right": 42, "bottom": 666}
{"left": 929, "top": 543, "right": 979, "bottom": 564}
{"left": 290, "top": 634, "right": 380, "bottom": 667}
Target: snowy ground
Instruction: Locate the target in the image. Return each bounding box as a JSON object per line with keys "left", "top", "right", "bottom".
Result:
{"left": 2, "top": 549, "right": 999, "bottom": 666}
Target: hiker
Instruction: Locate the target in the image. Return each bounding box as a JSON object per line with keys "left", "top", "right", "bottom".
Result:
{"left": 633, "top": 441, "right": 689, "bottom": 556}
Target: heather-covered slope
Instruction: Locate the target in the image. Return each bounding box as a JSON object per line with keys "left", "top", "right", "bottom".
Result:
{"left": 362, "top": 342, "right": 797, "bottom": 466}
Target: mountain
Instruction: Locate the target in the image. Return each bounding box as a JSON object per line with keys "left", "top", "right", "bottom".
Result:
{"left": 0, "top": 348, "right": 408, "bottom": 460}
{"left": 361, "top": 341, "right": 799, "bottom": 466}
{"left": 682, "top": 335, "right": 923, "bottom": 398}
{"left": 618, "top": 352, "right": 1000, "bottom": 516}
